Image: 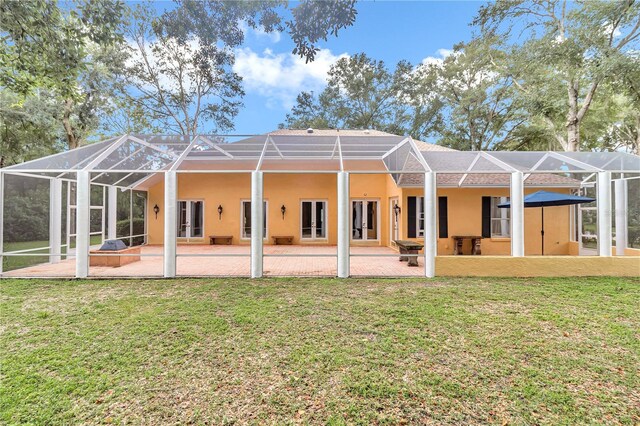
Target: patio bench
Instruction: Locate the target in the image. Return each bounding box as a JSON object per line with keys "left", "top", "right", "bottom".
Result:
{"left": 209, "top": 235, "right": 233, "bottom": 245}
{"left": 394, "top": 240, "right": 424, "bottom": 267}
{"left": 452, "top": 235, "right": 482, "bottom": 255}
{"left": 272, "top": 236, "right": 294, "bottom": 245}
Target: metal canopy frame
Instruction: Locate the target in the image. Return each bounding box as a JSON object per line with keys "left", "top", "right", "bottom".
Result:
{"left": 1, "top": 131, "right": 638, "bottom": 280}
{"left": 3, "top": 133, "right": 637, "bottom": 187}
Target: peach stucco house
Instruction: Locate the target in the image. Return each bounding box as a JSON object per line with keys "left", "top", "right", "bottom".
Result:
{"left": 143, "top": 129, "right": 580, "bottom": 256}
{"left": 1, "top": 129, "right": 638, "bottom": 278}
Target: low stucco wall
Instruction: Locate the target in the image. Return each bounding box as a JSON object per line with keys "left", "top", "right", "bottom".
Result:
{"left": 625, "top": 247, "right": 640, "bottom": 256}
{"left": 435, "top": 256, "right": 640, "bottom": 277}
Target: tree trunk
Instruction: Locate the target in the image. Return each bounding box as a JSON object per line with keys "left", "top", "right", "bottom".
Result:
{"left": 566, "top": 80, "right": 580, "bottom": 152}
{"left": 566, "top": 118, "right": 579, "bottom": 152}
{"left": 62, "top": 99, "right": 78, "bottom": 150}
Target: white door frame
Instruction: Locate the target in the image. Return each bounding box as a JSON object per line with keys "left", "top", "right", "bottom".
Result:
{"left": 576, "top": 186, "right": 597, "bottom": 255}
{"left": 300, "top": 199, "right": 328, "bottom": 241}
{"left": 389, "top": 197, "right": 399, "bottom": 242}
{"left": 351, "top": 199, "right": 380, "bottom": 242}
{"left": 177, "top": 199, "right": 205, "bottom": 241}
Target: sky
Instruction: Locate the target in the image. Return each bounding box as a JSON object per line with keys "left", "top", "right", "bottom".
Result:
{"left": 149, "top": 1, "right": 483, "bottom": 134}
{"left": 231, "top": 1, "right": 481, "bottom": 134}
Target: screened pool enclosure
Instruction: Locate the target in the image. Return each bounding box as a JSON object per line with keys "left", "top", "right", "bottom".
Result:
{"left": 0, "top": 132, "right": 638, "bottom": 278}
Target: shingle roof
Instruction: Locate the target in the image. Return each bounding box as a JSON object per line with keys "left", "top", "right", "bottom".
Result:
{"left": 413, "top": 139, "right": 456, "bottom": 152}
{"left": 273, "top": 128, "right": 454, "bottom": 152}
{"left": 398, "top": 171, "right": 581, "bottom": 187}
{"left": 271, "top": 128, "right": 393, "bottom": 137}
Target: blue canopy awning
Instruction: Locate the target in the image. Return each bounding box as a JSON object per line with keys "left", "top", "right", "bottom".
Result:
{"left": 497, "top": 190, "right": 595, "bottom": 255}
{"left": 497, "top": 190, "right": 595, "bottom": 208}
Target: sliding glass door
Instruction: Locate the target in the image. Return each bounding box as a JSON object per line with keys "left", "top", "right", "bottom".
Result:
{"left": 301, "top": 200, "right": 327, "bottom": 240}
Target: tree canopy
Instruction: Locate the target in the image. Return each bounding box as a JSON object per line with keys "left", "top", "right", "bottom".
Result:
{"left": 283, "top": 1, "right": 639, "bottom": 153}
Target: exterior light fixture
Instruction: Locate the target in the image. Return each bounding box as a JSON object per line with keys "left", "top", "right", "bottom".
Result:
{"left": 153, "top": 204, "right": 160, "bottom": 219}
{"left": 281, "top": 204, "right": 286, "bottom": 220}
{"left": 394, "top": 203, "right": 401, "bottom": 218}
{"left": 217, "top": 204, "right": 223, "bottom": 220}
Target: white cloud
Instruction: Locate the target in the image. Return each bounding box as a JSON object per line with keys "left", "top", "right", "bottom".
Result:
{"left": 233, "top": 47, "right": 348, "bottom": 109}
{"left": 420, "top": 48, "right": 454, "bottom": 67}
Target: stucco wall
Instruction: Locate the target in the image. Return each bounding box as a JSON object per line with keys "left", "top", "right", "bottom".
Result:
{"left": 625, "top": 247, "right": 640, "bottom": 256}
{"left": 401, "top": 187, "right": 572, "bottom": 256}
{"left": 147, "top": 172, "right": 397, "bottom": 246}
{"left": 147, "top": 172, "right": 578, "bottom": 254}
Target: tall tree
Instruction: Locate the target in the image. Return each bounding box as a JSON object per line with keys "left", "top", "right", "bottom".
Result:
{"left": 0, "top": 0, "right": 127, "bottom": 150}
{"left": 474, "top": 0, "right": 640, "bottom": 151}
{"left": 125, "top": 1, "right": 360, "bottom": 135}
{"left": 284, "top": 53, "right": 417, "bottom": 134}
{"left": 0, "top": 90, "right": 66, "bottom": 167}
{"left": 159, "top": 0, "right": 357, "bottom": 63}
{"left": 124, "top": 4, "right": 243, "bottom": 135}
{"left": 412, "top": 39, "right": 525, "bottom": 151}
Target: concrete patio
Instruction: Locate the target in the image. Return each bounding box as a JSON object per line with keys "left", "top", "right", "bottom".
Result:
{"left": 3, "top": 245, "right": 424, "bottom": 278}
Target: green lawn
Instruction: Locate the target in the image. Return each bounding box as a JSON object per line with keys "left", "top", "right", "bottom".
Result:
{"left": 1, "top": 277, "right": 638, "bottom": 425}
{"left": 2, "top": 235, "right": 103, "bottom": 272}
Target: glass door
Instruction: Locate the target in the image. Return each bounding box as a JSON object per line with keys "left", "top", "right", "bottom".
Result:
{"left": 177, "top": 200, "right": 203, "bottom": 240}
{"left": 242, "top": 201, "right": 267, "bottom": 239}
{"left": 301, "top": 201, "right": 327, "bottom": 240}
{"left": 352, "top": 200, "right": 379, "bottom": 241}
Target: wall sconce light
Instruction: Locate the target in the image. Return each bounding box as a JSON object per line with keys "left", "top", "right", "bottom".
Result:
{"left": 217, "top": 204, "right": 223, "bottom": 220}
{"left": 281, "top": 204, "right": 286, "bottom": 220}
{"left": 153, "top": 204, "right": 160, "bottom": 219}
{"left": 393, "top": 203, "right": 401, "bottom": 218}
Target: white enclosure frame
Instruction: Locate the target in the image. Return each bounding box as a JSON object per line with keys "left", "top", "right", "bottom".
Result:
{"left": 1, "top": 132, "right": 638, "bottom": 278}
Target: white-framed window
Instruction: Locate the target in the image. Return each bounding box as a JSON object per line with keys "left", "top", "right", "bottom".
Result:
{"left": 241, "top": 200, "right": 267, "bottom": 239}
{"left": 490, "top": 197, "right": 510, "bottom": 238}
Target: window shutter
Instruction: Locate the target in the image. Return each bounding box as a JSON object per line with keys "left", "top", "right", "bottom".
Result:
{"left": 407, "top": 196, "right": 416, "bottom": 238}
{"left": 481, "top": 196, "right": 491, "bottom": 238}
{"left": 438, "top": 196, "right": 448, "bottom": 238}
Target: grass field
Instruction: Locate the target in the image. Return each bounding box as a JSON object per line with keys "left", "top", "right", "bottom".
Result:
{"left": 2, "top": 235, "right": 104, "bottom": 272}
{"left": 1, "top": 277, "right": 638, "bottom": 425}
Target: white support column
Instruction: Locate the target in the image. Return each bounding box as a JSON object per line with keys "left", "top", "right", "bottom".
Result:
{"left": 424, "top": 172, "right": 437, "bottom": 278}
{"left": 614, "top": 179, "right": 628, "bottom": 256}
{"left": 75, "top": 171, "right": 91, "bottom": 278}
{"left": 107, "top": 186, "right": 118, "bottom": 240}
{"left": 337, "top": 172, "right": 350, "bottom": 278}
{"left": 597, "top": 171, "right": 612, "bottom": 257}
{"left": 0, "top": 171, "right": 4, "bottom": 275}
{"left": 251, "top": 171, "right": 264, "bottom": 278}
{"left": 510, "top": 171, "right": 525, "bottom": 257}
{"left": 49, "top": 179, "right": 62, "bottom": 264}
{"left": 164, "top": 171, "right": 177, "bottom": 277}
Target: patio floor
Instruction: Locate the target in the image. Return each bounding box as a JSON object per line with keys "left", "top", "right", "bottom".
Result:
{"left": 2, "top": 245, "right": 425, "bottom": 278}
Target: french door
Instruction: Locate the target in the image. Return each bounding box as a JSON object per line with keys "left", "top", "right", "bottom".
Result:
{"left": 301, "top": 200, "right": 327, "bottom": 240}
{"left": 241, "top": 201, "right": 268, "bottom": 239}
{"left": 352, "top": 200, "right": 379, "bottom": 241}
{"left": 177, "top": 200, "right": 204, "bottom": 239}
